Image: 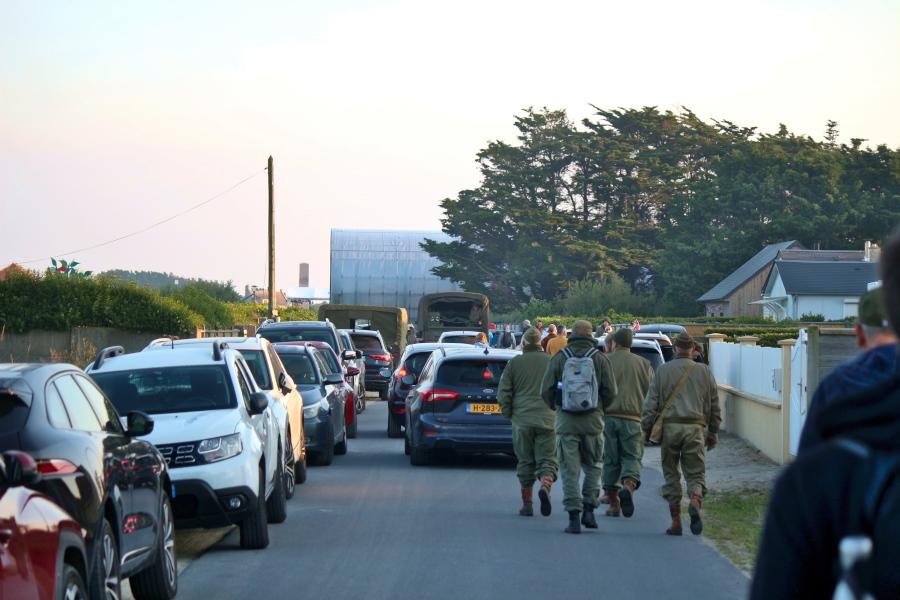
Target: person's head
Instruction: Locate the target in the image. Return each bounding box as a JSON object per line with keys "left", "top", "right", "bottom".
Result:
{"left": 692, "top": 342, "right": 704, "bottom": 360}
{"left": 535, "top": 320, "right": 544, "bottom": 330}
{"left": 547, "top": 324, "right": 557, "bottom": 335}
{"left": 558, "top": 327, "right": 568, "bottom": 338}
{"left": 504, "top": 323, "right": 511, "bottom": 332}
{"left": 610, "top": 328, "right": 633, "bottom": 351}
{"left": 855, "top": 287, "right": 897, "bottom": 350}
{"left": 572, "top": 320, "right": 593, "bottom": 338}
{"left": 883, "top": 227, "right": 900, "bottom": 335}
{"left": 522, "top": 319, "right": 531, "bottom": 330}
{"left": 674, "top": 332, "right": 695, "bottom": 357}
{"left": 522, "top": 327, "right": 542, "bottom": 349}
{"left": 602, "top": 318, "right": 611, "bottom": 328}
{"left": 476, "top": 331, "right": 488, "bottom": 344}
{"left": 408, "top": 324, "right": 415, "bottom": 331}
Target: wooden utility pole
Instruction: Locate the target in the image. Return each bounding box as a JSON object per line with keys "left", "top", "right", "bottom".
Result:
{"left": 267, "top": 156, "right": 276, "bottom": 318}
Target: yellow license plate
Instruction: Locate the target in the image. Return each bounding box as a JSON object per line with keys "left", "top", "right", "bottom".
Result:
{"left": 467, "top": 403, "right": 500, "bottom": 414}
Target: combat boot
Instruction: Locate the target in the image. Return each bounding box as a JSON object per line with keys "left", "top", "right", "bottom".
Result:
{"left": 619, "top": 477, "right": 638, "bottom": 518}
{"left": 605, "top": 489, "right": 620, "bottom": 517}
{"left": 688, "top": 493, "right": 703, "bottom": 535}
{"left": 565, "top": 511, "right": 581, "bottom": 534}
{"left": 666, "top": 503, "right": 683, "bottom": 536}
{"left": 581, "top": 504, "right": 598, "bottom": 528}
{"left": 599, "top": 491, "right": 610, "bottom": 505}
{"left": 538, "top": 475, "right": 553, "bottom": 517}
{"left": 519, "top": 486, "right": 534, "bottom": 517}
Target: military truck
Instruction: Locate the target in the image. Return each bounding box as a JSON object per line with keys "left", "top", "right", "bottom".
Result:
{"left": 417, "top": 292, "right": 490, "bottom": 342}
{"left": 317, "top": 304, "right": 408, "bottom": 359}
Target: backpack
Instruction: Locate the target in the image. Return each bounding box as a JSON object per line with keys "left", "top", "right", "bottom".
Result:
{"left": 558, "top": 347, "right": 599, "bottom": 413}
{"left": 830, "top": 438, "right": 900, "bottom": 600}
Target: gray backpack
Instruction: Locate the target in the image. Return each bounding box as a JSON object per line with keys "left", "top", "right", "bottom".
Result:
{"left": 559, "top": 347, "right": 599, "bottom": 413}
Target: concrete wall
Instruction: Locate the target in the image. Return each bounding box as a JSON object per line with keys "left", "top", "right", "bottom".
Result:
{"left": 0, "top": 327, "right": 166, "bottom": 364}
{"left": 719, "top": 385, "right": 784, "bottom": 463}
{"left": 795, "top": 295, "right": 858, "bottom": 321}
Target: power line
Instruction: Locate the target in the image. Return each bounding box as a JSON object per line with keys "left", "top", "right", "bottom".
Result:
{"left": 15, "top": 168, "right": 266, "bottom": 265}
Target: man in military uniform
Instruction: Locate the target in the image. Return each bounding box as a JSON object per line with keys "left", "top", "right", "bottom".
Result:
{"left": 602, "top": 328, "right": 654, "bottom": 518}
{"left": 497, "top": 327, "right": 557, "bottom": 517}
{"left": 642, "top": 332, "right": 721, "bottom": 536}
{"left": 541, "top": 320, "right": 617, "bottom": 534}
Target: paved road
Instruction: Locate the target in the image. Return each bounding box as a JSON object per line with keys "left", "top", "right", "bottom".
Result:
{"left": 174, "top": 401, "right": 748, "bottom": 599}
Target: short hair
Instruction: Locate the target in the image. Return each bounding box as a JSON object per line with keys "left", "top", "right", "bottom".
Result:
{"left": 548, "top": 324, "right": 557, "bottom": 334}
{"left": 883, "top": 227, "right": 900, "bottom": 335}
{"left": 572, "top": 320, "right": 593, "bottom": 337}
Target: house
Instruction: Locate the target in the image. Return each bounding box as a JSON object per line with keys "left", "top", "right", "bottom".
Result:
{"left": 242, "top": 285, "right": 289, "bottom": 308}
{"left": 698, "top": 241, "right": 801, "bottom": 318}
{"left": 758, "top": 259, "right": 880, "bottom": 321}
{"left": 0, "top": 263, "right": 27, "bottom": 282}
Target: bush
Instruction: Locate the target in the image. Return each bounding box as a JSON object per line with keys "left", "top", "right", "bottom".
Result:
{"left": 557, "top": 276, "right": 654, "bottom": 317}
{"left": 0, "top": 271, "right": 202, "bottom": 336}
{"left": 226, "top": 303, "right": 317, "bottom": 326}
{"left": 171, "top": 284, "right": 233, "bottom": 329}
{"left": 800, "top": 313, "right": 826, "bottom": 322}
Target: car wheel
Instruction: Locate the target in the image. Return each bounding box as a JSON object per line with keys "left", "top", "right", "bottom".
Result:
{"left": 359, "top": 387, "right": 367, "bottom": 411}
{"left": 410, "top": 442, "right": 430, "bottom": 466}
{"left": 314, "top": 423, "right": 335, "bottom": 466}
{"left": 239, "top": 467, "right": 270, "bottom": 549}
{"left": 379, "top": 387, "right": 388, "bottom": 402}
{"left": 335, "top": 426, "right": 348, "bottom": 456}
{"left": 266, "top": 448, "right": 288, "bottom": 524}
{"left": 283, "top": 429, "right": 296, "bottom": 500}
{"left": 294, "top": 450, "right": 308, "bottom": 485}
{"left": 404, "top": 435, "right": 410, "bottom": 456}
{"left": 61, "top": 562, "right": 89, "bottom": 600}
{"left": 89, "top": 518, "right": 120, "bottom": 600}
{"left": 129, "top": 495, "right": 177, "bottom": 600}
{"left": 347, "top": 412, "right": 358, "bottom": 439}
{"left": 387, "top": 413, "right": 402, "bottom": 438}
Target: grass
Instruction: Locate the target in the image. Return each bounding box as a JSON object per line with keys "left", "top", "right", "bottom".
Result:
{"left": 701, "top": 489, "right": 770, "bottom": 574}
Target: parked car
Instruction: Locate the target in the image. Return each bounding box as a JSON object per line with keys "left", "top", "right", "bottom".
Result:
{"left": 385, "top": 343, "right": 471, "bottom": 438}
{"left": 0, "top": 450, "right": 89, "bottom": 600}
{"left": 0, "top": 362, "right": 177, "bottom": 600}
{"left": 638, "top": 323, "right": 687, "bottom": 337}
{"left": 635, "top": 332, "right": 674, "bottom": 362}
{"left": 337, "top": 329, "right": 367, "bottom": 411}
{"left": 87, "top": 342, "right": 286, "bottom": 551}
{"left": 272, "top": 344, "right": 349, "bottom": 466}
{"left": 145, "top": 336, "right": 307, "bottom": 495}
{"left": 437, "top": 330, "right": 482, "bottom": 345}
{"left": 598, "top": 336, "right": 666, "bottom": 371}
{"left": 346, "top": 329, "right": 393, "bottom": 402}
{"left": 404, "top": 348, "right": 518, "bottom": 465}
{"left": 258, "top": 320, "right": 364, "bottom": 404}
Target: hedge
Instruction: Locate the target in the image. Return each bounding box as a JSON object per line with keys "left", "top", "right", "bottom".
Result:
{"left": 0, "top": 271, "right": 203, "bottom": 336}
{"left": 226, "top": 303, "right": 316, "bottom": 325}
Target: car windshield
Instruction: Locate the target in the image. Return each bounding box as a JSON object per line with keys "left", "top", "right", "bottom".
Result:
{"left": 350, "top": 334, "right": 383, "bottom": 351}
{"left": 92, "top": 366, "right": 236, "bottom": 415}
{"left": 437, "top": 360, "right": 507, "bottom": 388}
{"left": 632, "top": 348, "right": 664, "bottom": 371}
{"left": 442, "top": 335, "right": 477, "bottom": 345}
{"left": 276, "top": 353, "right": 319, "bottom": 386}
{"left": 237, "top": 349, "right": 272, "bottom": 389}
{"left": 259, "top": 328, "right": 335, "bottom": 348}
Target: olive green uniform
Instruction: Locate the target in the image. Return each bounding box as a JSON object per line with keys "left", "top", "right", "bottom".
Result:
{"left": 497, "top": 347, "right": 557, "bottom": 487}
{"left": 541, "top": 337, "right": 617, "bottom": 512}
{"left": 641, "top": 358, "right": 721, "bottom": 504}
{"left": 603, "top": 348, "right": 654, "bottom": 490}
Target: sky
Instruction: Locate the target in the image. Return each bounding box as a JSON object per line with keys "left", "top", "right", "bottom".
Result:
{"left": 2, "top": 0, "right": 899, "bottom": 292}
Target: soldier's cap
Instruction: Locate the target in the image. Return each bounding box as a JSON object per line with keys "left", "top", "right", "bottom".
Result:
{"left": 858, "top": 288, "right": 889, "bottom": 328}
{"left": 611, "top": 328, "right": 633, "bottom": 348}
{"left": 572, "top": 320, "right": 593, "bottom": 337}
{"left": 523, "top": 327, "right": 542, "bottom": 347}
{"left": 674, "top": 332, "right": 695, "bottom": 350}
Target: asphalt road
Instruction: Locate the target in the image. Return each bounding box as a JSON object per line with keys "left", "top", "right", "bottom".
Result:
{"left": 173, "top": 401, "right": 749, "bottom": 600}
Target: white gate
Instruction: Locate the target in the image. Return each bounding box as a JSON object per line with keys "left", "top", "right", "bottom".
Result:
{"left": 788, "top": 329, "right": 808, "bottom": 457}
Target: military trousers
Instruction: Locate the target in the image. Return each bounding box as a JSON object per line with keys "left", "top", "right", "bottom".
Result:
{"left": 601, "top": 417, "right": 643, "bottom": 490}
{"left": 557, "top": 433, "right": 603, "bottom": 513}
{"left": 660, "top": 423, "right": 707, "bottom": 504}
{"left": 512, "top": 425, "right": 557, "bottom": 487}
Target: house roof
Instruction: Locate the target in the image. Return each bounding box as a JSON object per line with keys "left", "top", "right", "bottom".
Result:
{"left": 698, "top": 241, "right": 800, "bottom": 302}
{"left": 778, "top": 249, "right": 865, "bottom": 262}
{"left": 768, "top": 260, "right": 880, "bottom": 296}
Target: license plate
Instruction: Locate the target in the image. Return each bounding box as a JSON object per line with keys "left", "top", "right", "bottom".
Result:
{"left": 467, "top": 403, "right": 500, "bottom": 414}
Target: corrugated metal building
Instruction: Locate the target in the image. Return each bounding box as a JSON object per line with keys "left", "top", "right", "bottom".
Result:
{"left": 329, "top": 229, "right": 461, "bottom": 322}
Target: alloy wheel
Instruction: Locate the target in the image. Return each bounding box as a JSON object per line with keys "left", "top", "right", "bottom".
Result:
{"left": 102, "top": 530, "right": 119, "bottom": 600}
{"left": 162, "top": 500, "right": 176, "bottom": 589}
{"left": 284, "top": 439, "right": 296, "bottom": 498}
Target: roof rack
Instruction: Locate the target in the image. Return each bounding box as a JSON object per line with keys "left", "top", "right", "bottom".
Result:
{"left": 212, "top": 341, "right": 229, "bottom": 361}
{"left": 92, "top": 346, "right": 125, "bottom": 370}
{"left": 146, "top": 337, "right": 177, "bottom": 350}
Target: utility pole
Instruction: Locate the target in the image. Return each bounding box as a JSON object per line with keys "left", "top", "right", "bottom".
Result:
{"left": 267, "top": 155, "right": 276, "bottom": 319}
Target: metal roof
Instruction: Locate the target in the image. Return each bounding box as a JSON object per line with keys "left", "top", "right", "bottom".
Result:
{"left": 778, "top": 249, "right": 865, "bottom": 262}
{"left": 768, "top": 260, "right": 880, "bottom": 295}
{"left": 698, "top": 241, "right": 800, "bottom": 302}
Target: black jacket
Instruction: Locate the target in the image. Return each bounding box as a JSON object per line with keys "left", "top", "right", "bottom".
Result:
{"left": 750, "top": 375, "right": 900, "bottom": 599}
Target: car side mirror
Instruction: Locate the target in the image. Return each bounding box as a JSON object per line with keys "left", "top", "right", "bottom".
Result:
{"left": 401, "top": 374, "right": 416, "bottom": 386}
{"left": 2, "top": 450, "right": 41, "bottom": 486}
{"left": 345, "top": 366, "right": 360, "bottom": 377}
{"left": 126, "top": 411, "right": 154, "bottom": 437}
{"left": 249, "top": 392, "right": 269, "bottom": 415}
{"left": 324, "top": 373, "right": 344, "bottom": 385}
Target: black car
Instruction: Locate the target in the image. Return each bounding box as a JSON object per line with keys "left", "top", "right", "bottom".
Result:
{"left": 273, "top": 345, "right": 349, "bottom": 466}
{"left": 404, "top": 348, "right": 517, "bottom": 465}
{"left": 347, "top": 330, "right": 392, "bottom": 401}
{"left": 0, "top": 363, "right": 177, "bottom": 600}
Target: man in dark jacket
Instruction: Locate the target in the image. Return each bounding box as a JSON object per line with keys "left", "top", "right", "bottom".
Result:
{"left": 798, "top": 287, "right": 898, "bottom": 454}
{"left": 750, "top": 228, "right": 900, "bottom": 599}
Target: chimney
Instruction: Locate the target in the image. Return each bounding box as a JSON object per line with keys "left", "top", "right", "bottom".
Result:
{"left": 299, "top": 263, "right": 310, "bottom": 287}
{"left": 864, "top": 241, "right": 881, "bottom": 263}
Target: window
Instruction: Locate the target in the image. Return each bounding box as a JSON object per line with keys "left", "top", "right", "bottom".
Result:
{"left": 234, "top": 364, "right": 254, "bottom": 411}
{"left": 436, "top": 360, "right": 507, "bottom": 388}
{"left": 92, "top": 366, "right": 236, "bottom": 415}
{"left": 74, "top": 374, "right": 122, "bottom": 433}
{"left": 44, "top": 383, "right": 72, "bottom": 429}
{"left": 276, "top": 352, "right": 319, "bottom": 386}
{"left": 350, "top": 334, "right": 385, "bottom": 351}
{"left": 258, "top": 328, "right": 335, "bottom": 348}
{"left": 54, "top": 375, "right": 103, "bottom": 432}
{"left": 238, "top": 350, "right": 272, "bottom": 390}
{"left": 312, "top": 350, "right": 332, "bottom": 376}
{"left": 266, "top": 346, "right": 286, "bottom": 386}
{"left": 316, "top": 348, "right": 341, "bottom": 374}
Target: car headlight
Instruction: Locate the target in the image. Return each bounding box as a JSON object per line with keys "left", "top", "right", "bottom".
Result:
{"left": 303, "top": 399, "right": 328, "bottom": 419}
{"left": 197, "top": 433, "right": 242, "bottom": 463}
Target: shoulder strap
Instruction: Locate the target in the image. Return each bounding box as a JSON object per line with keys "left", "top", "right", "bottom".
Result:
{"left": 562, "top": 347, "right": 573, "bottom": 359}
{"left": 659, "top": 362, "right": 697, "bottom": 420}
{"left": 583, "top": 348, "right": 598, "bottom": 359}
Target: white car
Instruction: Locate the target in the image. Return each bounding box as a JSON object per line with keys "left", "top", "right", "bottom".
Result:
{"left": 86, "top": 341, "right": 287, "bottom": 549}
{"left": 437, "top": 330, "right": 483, "bottom": 344}
{"left": 146, "top": 337, "right": 307, "bottom": 497}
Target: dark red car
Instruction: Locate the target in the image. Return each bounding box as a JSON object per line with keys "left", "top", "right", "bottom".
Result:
{"left": 0, "top": 450, "right": 89, "bottom": 600}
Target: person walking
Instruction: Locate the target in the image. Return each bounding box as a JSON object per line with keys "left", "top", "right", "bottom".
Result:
{"left": 541, "top": 324, "right": 557, "bottom": 351}
{"left": 641, "top": 332, "right": 721, "bottom": 536}
{"left": 497, "top": 327, "right": 557, "bottom": 517}
{"left": 602, "top": 328, "right": 654, "bottom": 518}
{"left": 546, "top": 326, "right": 569, "bottom": 357}
{"left": 541, "top": 320, "right": 617, "bottom": 534}
{"left": 499, "top": 324, "right": 517, "bottom": 350}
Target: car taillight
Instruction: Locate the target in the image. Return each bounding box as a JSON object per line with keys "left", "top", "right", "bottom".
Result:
{"left": 419, "top": 388, "right": 459, "bottom": 402}
{"left": 371, "top": 353, "right": 391, "bottom": 362}
{"left": 36, "top": 458, "right": 78, "bottom": 475}
{"left": 397, "top": 367, "right": 408, "bottom": 377}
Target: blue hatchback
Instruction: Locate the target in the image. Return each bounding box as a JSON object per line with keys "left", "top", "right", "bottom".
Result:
{"left": 404, "top": 348, "right": 518, "bottom": 465}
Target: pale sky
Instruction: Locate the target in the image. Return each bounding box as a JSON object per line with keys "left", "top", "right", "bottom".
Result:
{"left": 2, "top": 0, "right": 898, "bottom": 292}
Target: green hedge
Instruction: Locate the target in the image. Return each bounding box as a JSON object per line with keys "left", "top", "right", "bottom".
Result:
{"left": 0, "top": 271, "right": 203, "bottom": 336}
{"left": 226, "top": 303, "right": 317, "bottom": 325}
{"left": 703, "top": 327, "right": 800, "bottom": 348}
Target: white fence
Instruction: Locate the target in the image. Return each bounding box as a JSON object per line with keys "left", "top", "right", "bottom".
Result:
{"left": 788, "top": 329, "right": 808, "bottom": 456}
{"left": 710, "top": 341, "right": 782, "bottom": 402}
